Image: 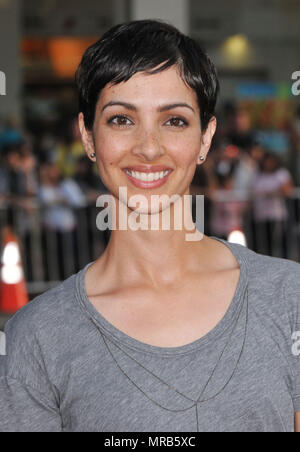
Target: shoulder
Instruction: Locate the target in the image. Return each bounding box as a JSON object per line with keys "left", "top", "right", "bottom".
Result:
{"left": 230, "top": 241, "right": 300, "bottom": 280}
{"left": 254, "top": 250, "right": 300, "bottom": 290}
{"left": 4, "top": 271, "right": 78, "bottom": 347}
{"left": 2, "top": 269, "right": 87, "bottom": 389}
{"left": 231, "top": 242, "right": 300, "bottom": 324}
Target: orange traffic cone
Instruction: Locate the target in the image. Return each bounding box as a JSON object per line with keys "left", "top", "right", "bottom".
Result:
{"left": 0, "top": 227, "right": 29, "bottom": 313}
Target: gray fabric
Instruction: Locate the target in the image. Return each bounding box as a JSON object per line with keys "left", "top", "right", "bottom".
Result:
{"left": 1, "top": 236, "right": 300, "bottom": 432}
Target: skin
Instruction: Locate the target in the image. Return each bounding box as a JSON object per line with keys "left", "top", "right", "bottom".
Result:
{"left": 296, "top": 412, "right": 300, "bottom": 432}
{"left": 78, "top": 65, "right": 299, "bottom": 429}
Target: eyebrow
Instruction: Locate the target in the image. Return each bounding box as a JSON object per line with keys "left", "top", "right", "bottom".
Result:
{"left": 101, "top": 101, "right": 195, "bottom": 114}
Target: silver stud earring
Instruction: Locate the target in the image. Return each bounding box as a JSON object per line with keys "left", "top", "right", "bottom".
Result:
{"left": 90, "top": 153, "right": 96, "bottom": 158}
{"left": 199, "top": 156, "right": 205, "bottom": 161}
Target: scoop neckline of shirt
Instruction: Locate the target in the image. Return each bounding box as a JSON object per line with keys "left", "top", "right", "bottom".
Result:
{"left": 75, "top": 236, "right": 249, "bottom": 357}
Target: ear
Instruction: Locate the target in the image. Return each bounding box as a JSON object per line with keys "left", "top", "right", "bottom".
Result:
{"left": 78, "top": 113, "right": 96, "bottom": 162}
{"left": 198, "top": 117, "right": 217, "bottom": 164}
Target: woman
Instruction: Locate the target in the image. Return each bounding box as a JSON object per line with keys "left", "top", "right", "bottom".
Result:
{"left": 1, "top": 20, "right": 300, "bottom": 433}
{"left": 38, "top": 161, "right": 86, "bottom": 280}
{"left": 250, "top": 152, "right": 294, "bottom": 258}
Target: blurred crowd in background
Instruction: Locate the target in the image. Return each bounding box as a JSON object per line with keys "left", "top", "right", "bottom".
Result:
{"left": 1, "top": 0, "right": 300, "bottom": 304}
{"left": 0, "top": 116, "right": 106, "bottom": 211}
{"left": 1, "top": 103, "right": 300, "bottom": 232}
{"left": 1, "top": 0, "right": 300, "bottom": 295}
{"left": 0, "top": 115, "right": 110, "bottom": 284}
{"left": 1, "top": 100, "right": 300, "bottom": 288}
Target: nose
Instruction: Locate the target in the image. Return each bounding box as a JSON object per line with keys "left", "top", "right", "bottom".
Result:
{"left": 132, "top": 128, "right": 164, "bottom": 161}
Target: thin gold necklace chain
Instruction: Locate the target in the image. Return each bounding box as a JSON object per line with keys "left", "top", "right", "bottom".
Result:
{"left": 97, "top": 286, "right": 248, "bottom": 406}
{"left": 92, "top": 285, "right": 249, "bottom": 430}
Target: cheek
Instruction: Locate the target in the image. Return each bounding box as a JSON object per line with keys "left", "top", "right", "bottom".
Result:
{"left": 169, "top": 135, "right": 200, "bottom": 169}
{"left": 95, "top": 134, "right": 126, "bottom": 168}
{"left": 94, "top": 128, "right": 201, "bottom": 170}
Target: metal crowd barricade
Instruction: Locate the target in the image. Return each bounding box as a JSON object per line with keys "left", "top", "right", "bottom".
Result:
{"left": 0, "top": 190, "right": 300, "bottom": 297}
{"left": 207, "top": 188, "right": 300, "bottom": 262}
{"left": 0, "top": 200, "right": 108, "bottom": 297}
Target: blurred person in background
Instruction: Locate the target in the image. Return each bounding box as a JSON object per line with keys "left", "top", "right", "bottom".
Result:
{"left": 0, "top": 142, "right": 39, "bottom": 281}
{"left": 74, "top": 155, "right": 108, "bottom": 203}
{"left": 0, "top": 117, "right": 23, "bottom": 151}
{"left": 190, "top": 154, "right": 213, "bottom": 235}
{"left": 238, "top": 143, "right": 266, "bottom": 249}
{"left": 36, "top": 132, "right": 59, "bottom": 164}
{"left": 250, "top": 152, "right": 294, "bottom": 258}
{"left": 19, "top": 138, "right": 39, "bottom": 199}
{"left": 38, "top": 161, "right": 86, "bottom": 280}
{"left": 291, "top": 106, "right": 300, "bottom": 185}
{"left": 74, "top": 156, "right": 110, "bottom": 252}
{"left": 0, "top": 145, "right": 24, "bottom": 202}
{"left": 232, "top": 146, "right": 260, "bottom": 199}
{"left": 0, "top": 137, "right": 39, "bottom": 202}
{"left": 0, "top": 143, "right": 38, "bottom": 214}
{"left": 209, "top": 148, "right": 248, "bottom": 239}
{"left": 56, "top": 117, "right": 85, "bottom": 178}
{"left": 18, "top": 139, "right": 40, "bottom": 282}
{"left": 227, "top": 108, "right": 255, "bottom": 152}
{"left": 250, "top": 142, "right": 266, "bottom": 169}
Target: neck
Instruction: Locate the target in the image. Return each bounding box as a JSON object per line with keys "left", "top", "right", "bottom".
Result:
{"left": 99, "top": 194, "right": 208, "bottom": 288}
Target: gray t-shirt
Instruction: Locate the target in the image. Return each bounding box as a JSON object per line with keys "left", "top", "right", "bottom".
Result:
{"left": 1, "top": 236, "right": 300, "bottom": 432}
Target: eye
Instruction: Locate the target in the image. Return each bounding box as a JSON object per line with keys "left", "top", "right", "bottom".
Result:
{"left": 165, "top": 117, "right": 188, "bottom": 128}
{"left": 107, "top": 115, "right": 133, "bottom": 127}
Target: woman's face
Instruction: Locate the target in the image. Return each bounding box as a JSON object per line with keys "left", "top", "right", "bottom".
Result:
{"left": 79, "top": 65, "right": 216, "bottom": 214}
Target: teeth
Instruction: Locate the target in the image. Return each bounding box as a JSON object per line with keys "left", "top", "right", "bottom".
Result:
{"left": 125, "top": 170, "right": 170, "bottom": 182}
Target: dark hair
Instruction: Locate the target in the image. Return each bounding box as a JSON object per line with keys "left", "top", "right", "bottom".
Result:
{"left": 75, "top": 19, "right": 219, "bottom": 132}
{"left": 2, "top": 143, "right": 23, "bottom": 158}
{"left": 260, "top": 151, "right": 282, "bottom": 173}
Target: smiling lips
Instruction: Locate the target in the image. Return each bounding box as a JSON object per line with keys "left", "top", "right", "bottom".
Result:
{"left": 123, "top": 166, "right": 173, "bottom": 189}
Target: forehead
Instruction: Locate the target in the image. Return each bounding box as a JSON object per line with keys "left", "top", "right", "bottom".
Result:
{"left": 98, "top": 66, "right": 198, "bottom": 108}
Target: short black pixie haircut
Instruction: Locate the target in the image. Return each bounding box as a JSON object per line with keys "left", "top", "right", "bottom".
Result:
{"left": 76, "top": 19, "right": 219, "bottom": 132}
